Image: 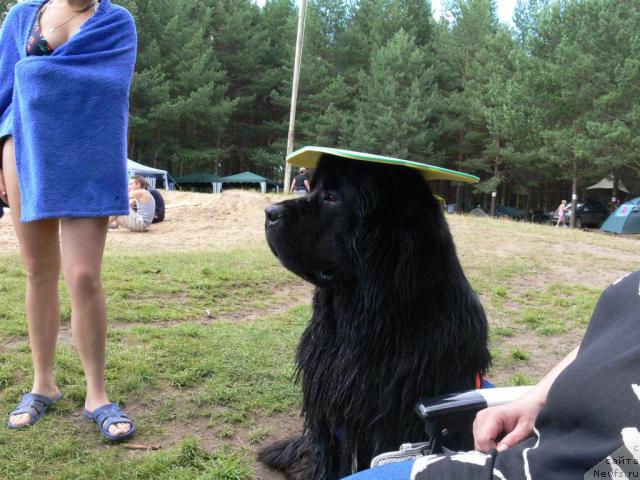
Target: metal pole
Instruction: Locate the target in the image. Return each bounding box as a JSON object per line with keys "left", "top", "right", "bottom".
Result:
{"left": 284, "top": 0, "right": 307, "bottom": 194}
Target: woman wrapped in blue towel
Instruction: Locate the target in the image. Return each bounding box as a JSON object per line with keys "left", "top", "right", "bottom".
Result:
{"left": 0, "top": 0, "right": 138, "bottom": 441}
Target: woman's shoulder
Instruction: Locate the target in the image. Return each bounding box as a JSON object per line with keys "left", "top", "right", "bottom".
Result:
{"left": 102, "top": 2, "right": 136, "bottom": 33}
{"left": 9, "top": 0, "right": 41, "bottom": 15}
{"left": 6, "top": 1, "right": 40, "bottom": 18}
{"left": 107, "top": 3, "right": 135, "bottom": 22}
{"left": 2, "top": 1, "right": 39, "bottom": 35}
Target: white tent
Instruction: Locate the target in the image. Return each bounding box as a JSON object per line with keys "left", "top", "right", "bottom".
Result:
{"left": 127, "top": 159, "right": 171, "bottom": 190}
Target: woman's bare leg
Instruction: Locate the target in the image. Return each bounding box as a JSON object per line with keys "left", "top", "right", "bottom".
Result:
{"left": 4, "top": 138, "right": 62, "bottom": 427}
{"left": 60, "top": 217, "right": 130, "bottom": 437}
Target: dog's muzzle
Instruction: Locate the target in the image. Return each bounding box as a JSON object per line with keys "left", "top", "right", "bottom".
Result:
{"left": 265, "top": 204, "right": 285, "bottom": 229}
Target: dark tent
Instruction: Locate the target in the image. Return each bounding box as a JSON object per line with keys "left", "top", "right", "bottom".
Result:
{"left": 174, "top": 172, "right": 223, "bottom": 193}
{"left": 586, "top": 177, "right": 629, "bottom": 193}
{"left": 601, "top": 197, "right": 640, "bottom": 234}
{"left": 219, "top": 171, "right": 281, "bottom": 194}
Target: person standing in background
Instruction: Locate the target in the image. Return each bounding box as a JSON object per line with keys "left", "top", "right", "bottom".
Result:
{"left": 291, "top": 167, "right": 311, "bottom": 195}
{"left": 555, "top": 199, "right": 567, "bottom": 227}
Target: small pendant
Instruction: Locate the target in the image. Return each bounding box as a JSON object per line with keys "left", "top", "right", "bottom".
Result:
{"left": 49, "top": 27, "right": 55, "bottom": 33}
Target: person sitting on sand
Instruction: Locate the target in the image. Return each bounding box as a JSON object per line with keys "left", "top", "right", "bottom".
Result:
{"left": 149, "top": 187, "right": 165, "bottom": 224}
{"left": 109, "top": 176, "right": 155, "bottom": 232}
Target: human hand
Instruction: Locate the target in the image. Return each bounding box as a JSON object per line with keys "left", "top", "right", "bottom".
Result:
{"left": 0, "top": 168, "right": 7, "bottom": 204}
{"left": 473, "top": 397, "right": 542, "bottom": 452}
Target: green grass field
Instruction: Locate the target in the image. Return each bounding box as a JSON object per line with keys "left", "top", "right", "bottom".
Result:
{"left": 0, "top": 214, "right": 638, "bottom": 479}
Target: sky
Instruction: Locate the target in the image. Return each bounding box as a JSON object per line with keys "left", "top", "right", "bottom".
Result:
{"left": 253, "top": 0, "right": 518, "bottom": 26}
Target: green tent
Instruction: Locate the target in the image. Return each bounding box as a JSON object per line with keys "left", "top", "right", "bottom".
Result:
{"left": 174, "top": 172, "right": 223, "bottom": 193}
{"left": 219, "top": 171, "right": 280, "bottom": 194}
{"left": 601, "top": 197, "right": 640, "bottom": 234}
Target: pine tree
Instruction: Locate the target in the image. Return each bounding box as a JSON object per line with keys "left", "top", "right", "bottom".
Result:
{"left": 462, "top": 29, "right": 526, "bottom": 200}
{"left": 577, "top": 1, "right": 640, "bottom": 187}
{"left": 528, "top": 0, "right": 619, "bottom": 221}
{"left": 293, "top": 0, "right": 354, "bottom": 148}
{"left": 127, "top": 0, "right": 235, "bottom": 176}
{"left": 433, "top": 0, "right": 497, "bottom": 209}
{"left": 298, "top": 75, "right": 354, "bottom": 147}
{"left": 351, "top": 30, "right": 440, "bottom": 161}
{"left": 335, "top": 0, "right": 434, "bottom": 81}
{"left": 0, "top": 0, "right": 13, "bottom": 22}
{"left": 206, "top": 0, "right": 296, "bottom": 178}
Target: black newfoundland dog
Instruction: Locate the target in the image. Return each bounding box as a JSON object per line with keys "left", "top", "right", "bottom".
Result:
{"left": 260, "top": 153, "right": 490, "bottom": 479}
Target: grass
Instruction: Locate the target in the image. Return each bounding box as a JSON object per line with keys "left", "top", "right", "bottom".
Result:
{"left": 1, "top": 214, "right": 637, "bottom": 478}
{"left": 0, "top": 247, "right": 308, "bottom": 479}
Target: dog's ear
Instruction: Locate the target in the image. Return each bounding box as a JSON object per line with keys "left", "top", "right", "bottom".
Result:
{"left": 353, "top": 169, "right": 458, "bottom": 309}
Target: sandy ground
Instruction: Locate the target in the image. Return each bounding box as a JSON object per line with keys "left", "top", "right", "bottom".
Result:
{"left": 0, "top": 189, "right": 278, "bottom": 254}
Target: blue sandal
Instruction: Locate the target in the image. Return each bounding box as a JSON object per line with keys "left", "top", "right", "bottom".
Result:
{"left": 83, "top": 403, "right": 136, "bottom": 441}
{"left": 8, "top": 392, "right": 63, "bottom": 429}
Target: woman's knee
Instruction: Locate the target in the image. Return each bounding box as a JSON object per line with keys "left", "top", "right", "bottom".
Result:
{"left": 65, "top": 266, "right": 102, "bottom": 296}
{"left": 23, "top": 257, "right": 60, "bottom": 287}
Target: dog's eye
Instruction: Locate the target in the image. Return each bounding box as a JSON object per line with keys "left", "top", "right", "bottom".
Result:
{"left": 324, "top": 192, "right": 338, "bottom": 203}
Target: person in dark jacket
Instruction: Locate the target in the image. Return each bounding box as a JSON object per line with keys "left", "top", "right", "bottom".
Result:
{"left": 345, "top": 270, "right": 640, "bottom": 480}
{"left": 290, "top": 168, "right": 311, "bottom": 195}
{"left": 149, "top": 188, "right": 165, "bottom": 223}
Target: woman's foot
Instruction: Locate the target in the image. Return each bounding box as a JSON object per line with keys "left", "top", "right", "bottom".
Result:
{"left": 8, "top": 389, "right": 62, "bottom": 428}
{"left": 84, "top": 402, "right": 135, "bottom": 440}
{"left": 84, "top": 398, "right": 133, "bottom": 438}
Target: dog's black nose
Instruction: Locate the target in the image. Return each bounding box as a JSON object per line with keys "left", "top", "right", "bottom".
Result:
{"left": 265, "top": 204, "right": 284, "bottom": 226}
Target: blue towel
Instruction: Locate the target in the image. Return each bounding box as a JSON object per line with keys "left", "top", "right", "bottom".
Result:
{"left": 0, "top": 0, "right": 136, "bottom": 222}
{"left": 342, "top": 460, "right": 414, "bottom": 480}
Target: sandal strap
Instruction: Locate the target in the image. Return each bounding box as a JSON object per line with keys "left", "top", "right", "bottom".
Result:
{"left": 91, "top": 403, "right": 134, "bottom": 430}
{"left": 9, "top": 393, "right": 55, "bottom": 418}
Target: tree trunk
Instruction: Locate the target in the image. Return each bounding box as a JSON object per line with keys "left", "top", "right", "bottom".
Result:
{"left": 153, "top": 148, "right": 161, "bottom": 169}
{"left": 612, "top": 174, "right": 619, "bottom": 211}
{"left": 570, "top": 158, "right": 578, "bottom": 229}
{"left": 490, "top": 191, "right": 497, "bottom": 217}
{"left": 153, "top": 129, "right": 161, "bottom": 167}
{"left": 214, "top": 133, "right": 221, "bottom": 176}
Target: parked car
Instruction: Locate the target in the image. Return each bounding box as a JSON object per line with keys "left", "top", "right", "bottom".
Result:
{"left": 495, "top": 205, "right": 525, "bottom": 220}
{"left": 552, "top": 200, "right": 609, "bottom": 228}
{"left": 529, "top": 209, "right": 552, "bottom": 223}
{"left": 433, "top": 195, "right": 446, "bottom": 211}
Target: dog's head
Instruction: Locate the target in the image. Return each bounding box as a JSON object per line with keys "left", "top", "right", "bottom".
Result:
{"left": 265, "top": 154, "right": 454, "bottom": 295}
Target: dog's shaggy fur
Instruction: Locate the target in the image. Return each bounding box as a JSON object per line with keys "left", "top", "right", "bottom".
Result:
{"left": 260, "top": 154, "right": 490, "bottom": 479}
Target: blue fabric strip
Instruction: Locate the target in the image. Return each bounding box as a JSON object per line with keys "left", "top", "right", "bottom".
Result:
{"left": 342, "top": 460, "right": 414, "bottom": 480}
